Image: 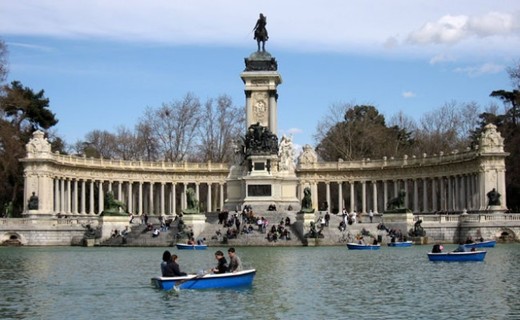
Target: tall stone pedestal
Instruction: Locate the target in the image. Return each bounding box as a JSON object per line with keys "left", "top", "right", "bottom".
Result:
{"left": 99, "top": 216, "right": 129, "bottom": 242}
{"left": 382, "top": 211, "right": 415, "bottom": 237}
{"left": 182, "top": 214, "right": 207, "bottom": 238}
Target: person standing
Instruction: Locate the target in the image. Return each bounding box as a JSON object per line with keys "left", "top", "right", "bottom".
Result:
{"left": 227, "top": 247, "right": 243, "bottom": 272}
{"left": 369, "top": 210, "right": 374, "bottom": 223}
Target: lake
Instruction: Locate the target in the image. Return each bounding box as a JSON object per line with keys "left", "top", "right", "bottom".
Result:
{"left": 0, "top": 244, "right": 519, "bottom": 320}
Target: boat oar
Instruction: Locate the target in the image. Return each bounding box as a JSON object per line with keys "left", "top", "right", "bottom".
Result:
{"left": 173, "top": 270, "right": 209, "bottom": 291}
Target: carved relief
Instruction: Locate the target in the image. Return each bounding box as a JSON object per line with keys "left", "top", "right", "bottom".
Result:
{"left": 251, "top": 92, "right": 269, "bottom": 126}
{"left": 479, "top": 123, "right": 504, "bottom": 153}
{"left": 298, "top": 144, "right": 318, "bottom": 165}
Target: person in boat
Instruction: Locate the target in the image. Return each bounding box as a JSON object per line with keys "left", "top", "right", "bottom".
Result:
{"left": 170, "top": 254, "right": 187, "bottom": 276}
{"left": 161, "top": 250, "right": 174, "bottom": 276}
{"left": 227, "top": 247, "right": 243, "bottom": 273}
{"left": 187, "top": 237, "right": 195, "bottom": 245}
{"left": 465, "top": 236, "right": 474, "bottom": 244}
{"left": 431, "top": 244, "right": 443, "bottom": 253}
{"left": 212, "top": 250, "right": 228, "bottom": 274}
{"left": 453, "top": 243, "right": 467, "bottom": 253}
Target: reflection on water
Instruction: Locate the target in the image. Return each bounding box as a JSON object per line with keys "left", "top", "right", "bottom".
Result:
{"left": 0, "top": 245, "right": 519, "bottom": 320}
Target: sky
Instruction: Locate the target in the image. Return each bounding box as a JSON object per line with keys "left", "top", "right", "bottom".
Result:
{"left": 1, "top": 0, "right": 519, "bottom": 151}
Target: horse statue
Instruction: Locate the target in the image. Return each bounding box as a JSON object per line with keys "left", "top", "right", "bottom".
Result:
{"left": 102, "top": 191, "right": 127, "bottom": 216}
{"left": 253, "top": 13, "right": 269, "bottom": 52}
{"left": 300, "top": 187, "right": 314, "bottom": 213}
{"left": 183, "top": 187, "right": 200, "bottom": 214}
{"left": 386, "top": 190, "right": 406, "bottom": 211}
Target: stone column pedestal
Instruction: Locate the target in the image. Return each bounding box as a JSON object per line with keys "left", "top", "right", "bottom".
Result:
{"left": 182, "top": 214, "right": 207, "bottom": 238}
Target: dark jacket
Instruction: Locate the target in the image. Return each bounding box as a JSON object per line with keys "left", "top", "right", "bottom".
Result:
{"left": 214, "top": 257, "right": 228, "bottom": 274}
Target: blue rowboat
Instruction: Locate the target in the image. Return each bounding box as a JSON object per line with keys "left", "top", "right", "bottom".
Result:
{"left": 151, "top": 269, "right": 256, "bottom": 290}
{"left": 463, "top": 240, "right": 496, "bottom": 249}
{"left": 388, "top": 241, "right": 413, "bottom": 247}
{"left": 346, "top": 243, "right": 381, "bottom": 250}
{"left": 427, "top": 250, "right": 486, "bottom": 262}
{"left": 175, "top": 243, "right": 208, "bottom": 250}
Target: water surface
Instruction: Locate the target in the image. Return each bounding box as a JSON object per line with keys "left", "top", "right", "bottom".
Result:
{"left": 0, "top": 244, "right": 518, "bottom": 320}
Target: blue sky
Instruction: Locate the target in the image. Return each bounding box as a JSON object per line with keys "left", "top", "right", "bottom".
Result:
{"left": 1, "top": 0, "right": 519, "bottom": 150}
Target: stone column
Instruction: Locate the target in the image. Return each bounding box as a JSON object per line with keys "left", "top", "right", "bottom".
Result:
{"left": 207, "top": 183, "right": 212, "bottom": 213}
{"left": 181, "top": 184, "right": 186, "bottom": 210}
{"left": 98, "top": 180, "right": 104, "bottom": 215}
{"left": 350, "top": 182, "right": 355, "bottom": 213}
{"left": 81, "top": 180, "right": 86, "bottom": 214}
{"left": 54, "top": 178, "right": 60, "bottom": 213}
{"left": 383, "top": 180, "right": 388, "bottom": 211}
{"left": 73, "top": 179, "right": 78, "bottom": 214}
{"left": 118, "top": 181, "right": 122, "bottom": 202}
{"left": 325, "top": 182, "right": 331, "bottom": 212}
{"left": 172, "top": 183, "right": 177, "bottom": 215}
{"left": 60, "top": 179, "right": 65, "bottom": 214}
{"left": 404, "top": 179, "right": 409, "bottom": 209}
{"left": 128, "top": 182, "right": 133, "bottom": 214}
{"left": 413, "top": 179, "right": 419, "bottom": 213}
{"left": 149, "top": 182, "right": 154, "bottom": 215}
{"left": 195, "top": 183, "right": 200, "bottom": 209}
{"left": 361, "top": 180, "right": 367, "bottom": 214}
{"left": 372, "top": 181, "right": 378, "bottom": 213}
{"left": 431, "top": 178, "right": 437, "bottom": 212}
{"left": 89, "top": 180, "right": 94, "bottom": 214}
{"left": 269, "top": 92, "right": 277, "bottom": 135}
{"left": 220, "top": 183, "right": 224, "bottom": 211}
{"left": 338, "top": 182, "right": 343, "bottom": 213}
{"left": 160, "top": 182, "right": 165, "bottom": 216}
{"left": 311, "top": 182, "right": 318, "bottom": 211}
{"left": 448, "top": 176, "right": 454, "bottom": 211}
{"left": 66, "top": 179, "right": 71, "bottom": 214}
{"left": 422, "top": 178, "right": 428, "bottom": 212}
{"left": 138, "top": 181, "right": 143, "bottom": 215}
{"left": 440, "top": 177, "right": 445, "bottom": 211}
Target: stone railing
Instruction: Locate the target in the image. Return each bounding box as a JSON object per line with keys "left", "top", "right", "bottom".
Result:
{"left": 43, "top": 153, "right": 230, "bottom": 172}
{"left": 415, "top": 213, "right": 520, "bottom": 223}
{"left": 298, "top": 149, "right": 478, "bottom": 171}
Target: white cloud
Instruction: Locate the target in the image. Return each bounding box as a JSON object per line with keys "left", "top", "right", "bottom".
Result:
{"left": 402, "top": 91, "right": 416, "bottom": 98}
{"left": 453, "top": 62, "right": 504, "bottom": 77}
{"left": 429, "top": 53, "right": 455, "bottom": 65}
{"left": 407, "top": 11, "right": 520, "bottom": 46}
{"left": 285, "top": 128, "right": 303, "bottom": 135}
{"left": 1, "top": 1, "right": 519, "bottom": 59}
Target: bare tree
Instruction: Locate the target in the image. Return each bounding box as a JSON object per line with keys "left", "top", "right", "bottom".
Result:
{"left": 195, "top": 95, "right": 244, "bottom": 162}
{"left": 140, "top": 93, "right": 202, "bottom": 162}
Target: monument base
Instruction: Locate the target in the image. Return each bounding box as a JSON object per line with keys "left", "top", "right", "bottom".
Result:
{"left": 181, "top": 214, "right": 207, "bottom": 238}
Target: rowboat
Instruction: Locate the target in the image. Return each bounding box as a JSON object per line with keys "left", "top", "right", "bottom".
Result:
{"left": 151, "top": 269, "right": 256, "bottom": 290}
{"left": 427, "top": 250, "right": 486, "bottom": 262}
{"left": 346, "top": 243, "right": 381, "bottom": 250}
{"left": 463, "top": 240, "right": 496, "bottom": 249}
{"left": 175, "top": 243, "right": 208, "bottom": 250}
{"left": 387, "top": 241, "right": 413, "bottom": 247}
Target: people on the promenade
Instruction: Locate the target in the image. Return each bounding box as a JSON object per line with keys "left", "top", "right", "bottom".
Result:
{"left": 325, "top": 212, "right": 330, "bottom": 227}
{"left": 212, "top": 250, "right": 228, "bottom": 274}
{"left": 369, "top": 210, "right": 374, "bottom": 223}
{"left": 152, "top": 228, "right": 160, "bottom": 237}
{"left": 227, "top": 247, "right": 242, "bottom": 272}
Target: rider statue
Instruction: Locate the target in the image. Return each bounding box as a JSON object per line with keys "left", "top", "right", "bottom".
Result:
{"left": 253, "top": 13, "right": 269, "bottom": 52}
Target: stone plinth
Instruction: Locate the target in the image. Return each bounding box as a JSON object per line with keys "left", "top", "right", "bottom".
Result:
{"left": 381, "top": 211, "right": 415, "bottom": 236}
{"left": 100, "top": 216, "right": 129, "bottom": 242}
{"left": 182, "top": 214, "right": 207, "bottom": 238}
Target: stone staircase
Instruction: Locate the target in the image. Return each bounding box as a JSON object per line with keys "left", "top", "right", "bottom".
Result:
{"left": 100, "top": 217, "right": 178, "bottom": 247}
{"left": 98, "top": 211, "right": 389, "bottom": 247}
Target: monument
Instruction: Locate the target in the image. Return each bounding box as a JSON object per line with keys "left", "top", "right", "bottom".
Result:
{"left": 226, "top": 14, "right": 299, "bottom": 212}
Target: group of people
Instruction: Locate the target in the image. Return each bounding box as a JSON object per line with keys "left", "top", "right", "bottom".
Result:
{"left": 267, "top": 218, "right": 292, "bottom": 242}
{"left": 161, "top": 247, "right": 243, "bottom": 277}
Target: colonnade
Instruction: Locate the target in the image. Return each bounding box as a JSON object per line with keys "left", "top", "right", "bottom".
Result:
{"left": 51, "top": 178, "right": 225, "bottom": 216}
{"left": 300, "top": 173, "right": 484, "bottom": 214}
